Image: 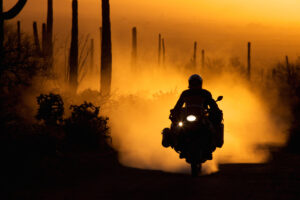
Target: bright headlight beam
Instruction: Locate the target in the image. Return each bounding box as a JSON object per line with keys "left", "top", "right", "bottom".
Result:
{"left": 178, "top": 122, "right": 183, "bottom": 127}
{"left": 187, "top": 115, "right": 197, "bottom": 122}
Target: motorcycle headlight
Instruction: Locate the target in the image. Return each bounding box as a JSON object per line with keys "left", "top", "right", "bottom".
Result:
{"left": 187, "top": 115, "right": 197, "bottom": 122}
{"left": 178, "top": 122, "right": 183, "bottom": 127}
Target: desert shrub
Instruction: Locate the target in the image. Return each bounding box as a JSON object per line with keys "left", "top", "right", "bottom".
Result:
{"left": 0, "top": 25, "right": 52, "bottom": 164}
{"left": 0, "top": 24, "right": 46, "bottom": 91}
{"left": 36, "top": 93, "right": 64, "bottom": 126}
{"left": 34, "top": 93, "right": 111, "bottom": 151}
{"left": 270, "top": 63, "right": 300, "bottom": 152}
{"left": 64, "top": 102, "right": 110, "bottom": 151}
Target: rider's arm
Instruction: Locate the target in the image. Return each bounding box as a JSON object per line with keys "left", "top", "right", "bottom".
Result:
{"left": 206, "top": 92, "right": 223, "bottom": 123}
{"left": 204, "top": 91, "right": 220, "bottom": 111}
{"left": 207, "top": 97, "right": 220, "bottom": 111}
{"left": 173, "top": 92, "right": 185, "bottom": 112}
{"left": 169, "top": 92, "right": 185, "bottom": 122}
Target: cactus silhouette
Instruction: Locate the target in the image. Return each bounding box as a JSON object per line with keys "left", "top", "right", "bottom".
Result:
{"left": 42, "top": 23, "right": 47, "bottom": 56}
{"left": 201, "top": 49, "right": 205, "bottom": 69}
{"left": 158, "top": 33, "right": 161, "bottom": 65}
{"left": 0, "top": 0, "right": 27, "bottom": 57}
{"left": 193, "top": 41, "right": 197, "bottom": 68}
{"left": 69, "top": 0, "right": 79, "bottom": 92}
{"left": 247, "top": 42, "right": 251, "bottom": 80}
{"left": 90, "top": 38, "right": 94, "bottom": 69}
{"left": 101, "top": 0, "right": 112, "bottom": 95}
{"left": 99, "top": 26, "right": 102, "bottom": 71}
{"left": 46, "top": 0, "right": 53, "bottom": 60}
{"left": 162, "top": 38, "right": 165, "bottom": 66}
{"left": 286, "top": 55, "right": 291, "bottom": 84}
{"left": 17, "top": 21, "right": 21, "bottom": 55}
{"left": 33, "top": 21, "right": 41, "bottom": 55}
{"left": 131, "top": 27, "right": 137, "bottom": 68}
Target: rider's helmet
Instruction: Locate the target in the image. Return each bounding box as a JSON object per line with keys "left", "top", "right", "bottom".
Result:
{"left": 188, "top": 74, "right": 203, "bottom": 89}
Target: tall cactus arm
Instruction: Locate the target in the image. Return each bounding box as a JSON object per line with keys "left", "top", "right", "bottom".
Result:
{"left": 3, "top": 0, "right": 27, "bottom": 20}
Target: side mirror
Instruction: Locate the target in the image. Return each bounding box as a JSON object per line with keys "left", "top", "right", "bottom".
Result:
{"left": 216, "top": 96, "right": 223, "bottom": 102}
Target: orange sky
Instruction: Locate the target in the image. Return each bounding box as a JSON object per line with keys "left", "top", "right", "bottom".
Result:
{"left": 4, "top": 0, "right": 300, "bottom": 67}
{"left": 6, "top": 0, "right": 300, "bottom": 26}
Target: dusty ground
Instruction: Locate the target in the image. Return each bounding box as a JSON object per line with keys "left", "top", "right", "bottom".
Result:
{"left": 11, "top": 151, "right": 300, "bottom": 200}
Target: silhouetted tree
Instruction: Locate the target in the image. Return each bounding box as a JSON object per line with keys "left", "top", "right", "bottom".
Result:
{"left": 1, "top": 24, "right": 44, "bottom": 84}
{"left": 0, "top": 0, "right": 27, "bottom": 61}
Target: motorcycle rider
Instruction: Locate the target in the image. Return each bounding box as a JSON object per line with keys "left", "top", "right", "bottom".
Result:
{"left": 171, "top": 74, "right": 223, "bottom": 158}
{"left": 172, "top": 74, "right": 220, "bottom": 115}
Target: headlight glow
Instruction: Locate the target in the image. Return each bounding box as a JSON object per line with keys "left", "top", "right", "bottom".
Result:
{"left": 187, "top": 115, "right": 197, "bottom": 122}
{"left": 178, "top": 122, "right": 183, "bottom": 127}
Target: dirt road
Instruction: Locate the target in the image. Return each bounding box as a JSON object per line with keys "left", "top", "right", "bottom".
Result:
{"left": 12, "top": 151, "right": 300, "bottom": 200}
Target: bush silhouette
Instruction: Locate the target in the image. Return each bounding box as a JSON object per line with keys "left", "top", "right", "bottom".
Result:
{"left": 36, "top": 93, "right": 64, "bottom": 126}
{"left": 64, "top": 101, "right": 110, "bottom": 151}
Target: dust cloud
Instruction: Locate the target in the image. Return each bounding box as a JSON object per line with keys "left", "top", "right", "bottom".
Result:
{"left": 94, "top": 60, "right": 290, "bottom": 174}
{"left": 18, "top": 58, "right": 289, "bottom": 174}
{"left": 12, "top": 39, "right": 289, "bottom": 176}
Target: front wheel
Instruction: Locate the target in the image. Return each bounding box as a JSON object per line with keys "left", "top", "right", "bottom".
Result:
{"left": 191, "top": 163, "right": 202, "bottom": 177}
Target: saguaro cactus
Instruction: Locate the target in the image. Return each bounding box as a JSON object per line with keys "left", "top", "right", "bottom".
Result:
{"left": 286, "top": 55, "right": 291, "bottom": 84}
{"left": 69, "top": 0, "right": 79, "bottom": 92}
{"left": 42, "top": 23, "right": 47, "bottom": 56}
{"left": 101, "top": 0, "right": 112, "bottom": 95}
{"left": 99, "top": 26, "right": 102, "bottom": 68}
{"left": 90, "top": 38, "right": 94, "bottom": 69}
{"left": 201, "top": 49, "right": 205, "bottom": 69}
{"left": 247, "top": 42, "right": 251, "bottom": 80}
{"left": 193, "top": 41, "right": 197, "bottom": 68}
{"left": 33, "top": 21, "right": 41, "bottom": 55}
{"left": 162, "top": 38, "right": 165, "bottom": 65}
{"left": 46, "top": 0, "right": 53, "bottom": 60}
{"left": 17, "top": 21, "right": 21, "bottom": 54}
{"left": 131, "top": 27, "right": 137, "bottom": 67}
{"left": 0, "top": 0, "right": 27, "bottom": 57}
{"left": 158, "top": 33, "right": 161, "bottom": 65}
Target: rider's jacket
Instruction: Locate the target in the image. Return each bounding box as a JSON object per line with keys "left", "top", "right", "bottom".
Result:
{"left": 171, "top": 88, "right": 224, "bottom": 149}
{"left": 173, "top": 88, "right": 219, "bottom": 114}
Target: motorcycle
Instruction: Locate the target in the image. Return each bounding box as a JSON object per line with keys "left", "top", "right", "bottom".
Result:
{"left": 162, "top": 96, "right": 223, "bottom": 177}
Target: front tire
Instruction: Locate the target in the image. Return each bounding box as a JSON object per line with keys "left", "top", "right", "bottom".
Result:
{"left": 191, "top": 163, "right": 201, "bottom": 177}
